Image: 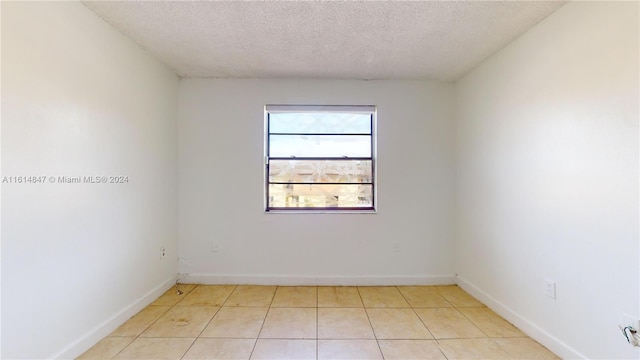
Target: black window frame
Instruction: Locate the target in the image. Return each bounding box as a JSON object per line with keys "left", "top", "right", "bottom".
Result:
{"left": 264, "top": 105, "right": 377, "bottom": 212}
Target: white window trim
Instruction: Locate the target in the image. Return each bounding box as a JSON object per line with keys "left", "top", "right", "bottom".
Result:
{"left": 264, "top": 104, "right": 377, "bottom": 213}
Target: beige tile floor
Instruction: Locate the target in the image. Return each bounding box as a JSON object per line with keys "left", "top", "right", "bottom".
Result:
{"left": 78, "top": 285, "right": 560, "bottom": 360}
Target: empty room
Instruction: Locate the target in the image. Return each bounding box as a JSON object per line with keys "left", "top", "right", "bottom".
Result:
{"left": 1, "top": 1, "right": 638, "bottom": 359}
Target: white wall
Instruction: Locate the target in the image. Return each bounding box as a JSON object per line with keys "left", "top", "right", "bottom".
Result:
{"left": 1, "top": 2, "right": 179, "bottom": 358}
{"left": 179, "top": 79, "right": 455, "bottom": 285}
{"left": 454, "top": 2, "right": 638, "bottom": 359}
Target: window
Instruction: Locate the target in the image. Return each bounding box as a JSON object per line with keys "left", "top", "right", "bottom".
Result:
{"left": 265, "top": 105, "right": 376, "bottom": 212}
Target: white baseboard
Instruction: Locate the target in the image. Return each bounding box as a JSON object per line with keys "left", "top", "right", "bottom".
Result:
{"left": 52, "top": 276, "right": 177, "bottom": 359}
{"left": 181, "top": 273, "right": 456, "bottom": 286}
{"left": 456, "top": 276, "right": 586, "bottom": 360}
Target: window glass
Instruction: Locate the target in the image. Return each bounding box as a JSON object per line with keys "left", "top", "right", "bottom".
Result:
{"left": 265, "top": 105, "right": 376, "bottom": 211}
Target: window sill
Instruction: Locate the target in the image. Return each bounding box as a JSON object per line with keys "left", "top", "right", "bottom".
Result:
{"left": 264, "top": 209, "right": 377, "bottom": 214}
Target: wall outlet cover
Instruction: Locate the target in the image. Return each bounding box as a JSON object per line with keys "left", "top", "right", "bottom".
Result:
{"left": 544, "top": 279, "right": 556, "bottom": 299}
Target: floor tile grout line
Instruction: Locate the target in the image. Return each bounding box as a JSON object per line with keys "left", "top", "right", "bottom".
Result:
{"left": 396, "top": 284, "right": 452, "bottom": 308}
{"left": 458, "top": 306, "right": 523, "bottom": 338}
{"left": 178, "top": 287, "right": 231, "bottom": 359}
{"left": 139, "top": 334, "right": 527, "bottom": 340}
{"left": 191, "top": 285, "right": 266, "bottom": 359}
{"left": 110, "top": 284, "right": 196, "bottom": 360}
{"left": 106, "top": 335, "right": 136, "bottom": 360}
{"left": 356, "top": 286, "right": 385, "bottom": 359}
{"left": 396, "top": 285, "right": 438, "bottom": 341}
{"left": 172, "top": 283, "right": 198, "bottom": 306}
{"left": 86, "top": 284, "right": 554, "bottom": 359}
{"left": 456, "top": 305, "right": 528, "bottom": 338}
{"left": 455, "top": 304, "right": 496, "bottom": 339}
{"left": 440, "top": 285, "right": 521, "bottom": 359}
{"left": 398, "top": 286, "right": 475, "bottom": 360}
{"left": 438, "top": 339, "right": 451, "bottom": 360}
{"left": 174, "top": 284, "right": 222, "bottom": 359}
{"left": 219, "top": 284, "right": 239, "bottom": 307}
{"left": 436, "top": 285, "right": 496, "bottom": 337}
{"left": 433, "top": 286, "right": 455, "bottom": 308}
{"left": 113, "top": 296, "right": 175, "bottom": 359}
{"left": 177, "top": 338, "right": 198, "bottom": 360}
{"left": 248, "top": 285, "right": 279, "bottom": 359}
{"left": 123, "top": 334, "right": 526, "bottom": 340}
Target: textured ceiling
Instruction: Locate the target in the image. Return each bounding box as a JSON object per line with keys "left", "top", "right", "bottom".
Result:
{"left": 83, "top": 1, "right": 565, "bottom": 81}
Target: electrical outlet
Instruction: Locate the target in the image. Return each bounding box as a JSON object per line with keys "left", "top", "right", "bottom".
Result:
{"left": 393, "top": 241, "right": 400, "bottom": 253}
{"left": 160, "top": 247, "right": 166, "bottom": 259}
{"left": 544, "top": 280, "right": 556, "bottom": 299}
{"left": 619, "top": 313, "right": 640, "bottom": 346}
